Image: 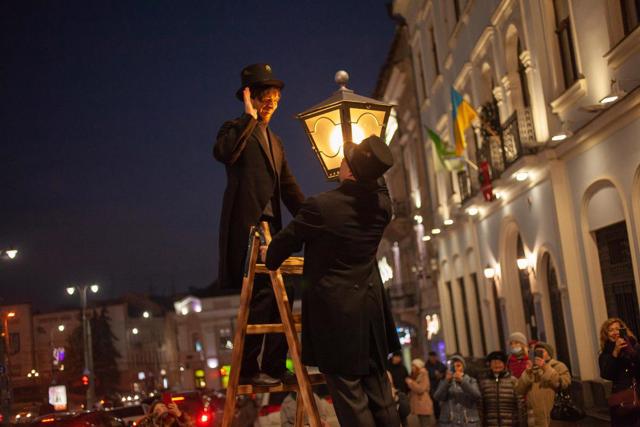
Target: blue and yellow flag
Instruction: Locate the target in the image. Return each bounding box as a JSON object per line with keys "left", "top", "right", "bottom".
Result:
{"left": 451, "top": 87, "right": 478, "bottom": 156}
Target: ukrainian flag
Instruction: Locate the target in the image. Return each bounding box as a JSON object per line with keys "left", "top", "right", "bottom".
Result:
{"left": 451, "top": 87, "right": 478, "bottom": 156}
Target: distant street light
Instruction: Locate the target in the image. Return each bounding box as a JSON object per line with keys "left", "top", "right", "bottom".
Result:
{"left": 131, "top": 328, "right": 139, "bottom": 335}
{"left": 65, "top": 284, "right": 100, "bottom": 409}
{"left": 57, "top": 324, "right": 65, "bottom": 332}
{"left": 142, "top": 311, "right": 150, "bottom": 319}
{"left": 4, "top": 249, "right": 18, "bottom": 259}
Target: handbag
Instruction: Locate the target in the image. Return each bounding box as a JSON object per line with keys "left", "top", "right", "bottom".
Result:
{"left": 550, "top": 388, "right": 585, "bottom": 421}
{"left": 608, "top": 378, "right": 640, "bottom": 417}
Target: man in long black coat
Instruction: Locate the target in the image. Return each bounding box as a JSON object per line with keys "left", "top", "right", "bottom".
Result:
{"left": 266, "top": 136, "right": 401, "bottom": 427}
{"left": 214, "top": 64, "right": 304, "bottom": 386}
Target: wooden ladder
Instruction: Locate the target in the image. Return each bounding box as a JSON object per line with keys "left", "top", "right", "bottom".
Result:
{"left": 221, "top": 222, "right": 324, "bottom": 427}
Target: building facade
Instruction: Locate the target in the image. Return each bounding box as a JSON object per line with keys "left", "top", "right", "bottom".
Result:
{"left": 388, "top": 0, "right": 640, "bottom": 408}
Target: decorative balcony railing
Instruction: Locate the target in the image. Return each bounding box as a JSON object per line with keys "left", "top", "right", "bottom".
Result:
{"left": 477, "top": 104, "right": 536, "bottom": 180}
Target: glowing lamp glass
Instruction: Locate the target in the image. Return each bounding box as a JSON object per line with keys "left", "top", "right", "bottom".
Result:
{"left": 443, "top": 219, "right": 454, "bottom": 225}
{"left": 431, "top": 228, "right": 441, "bottom": 235}
{"left": 422, "top": 235, "right": 431, "bottom": 242}
{"left": 468, "top": 207, "right": 479, "bottom": 216}
{"left": 515, "top": 171, "right": 529, "bottom": 182}
{"left": 90, "top": 284, "right": 99, "bottom": 293}
{"left": 66, "top": 287, "right": 76, "bottom": 296}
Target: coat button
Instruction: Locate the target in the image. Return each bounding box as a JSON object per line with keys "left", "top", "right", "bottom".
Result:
{"left": 354, "top": 284, "right": 359, "bottom": 289}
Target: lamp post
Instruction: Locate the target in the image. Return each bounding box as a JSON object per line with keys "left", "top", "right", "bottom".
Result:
{"left": 296, "top": 70, "right": 393, "bottom": 180}
{"left": 66, "top": 284, "right": 99, "bottom": 409}
{"left": 0, "top": 311, "right": 16, "bottom": 427}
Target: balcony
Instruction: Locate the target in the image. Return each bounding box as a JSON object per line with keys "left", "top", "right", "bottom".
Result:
{"left": 476, "top": 105, "right": 536, "bottom": 177}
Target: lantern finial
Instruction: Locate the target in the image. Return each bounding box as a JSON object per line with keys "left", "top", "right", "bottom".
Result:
{"left": 334, "top": 70, "right": 349, "bottom": 90}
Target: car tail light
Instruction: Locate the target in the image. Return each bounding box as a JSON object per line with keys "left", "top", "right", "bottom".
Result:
{"left": 41, "top": 417, "right": 56, "bottom": 423}
{"left": 197, "top": 410, "right": 214, "bottom": 426}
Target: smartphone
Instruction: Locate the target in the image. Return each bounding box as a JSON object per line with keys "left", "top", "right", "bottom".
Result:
{"left": 620, "top": 328, "right": 628, "bottom": 338}
{"left": 447, "top": 360, "right": 455, "bottom": 373}
{"left": 162, "top": 391, "right": 172, "bottom": 406}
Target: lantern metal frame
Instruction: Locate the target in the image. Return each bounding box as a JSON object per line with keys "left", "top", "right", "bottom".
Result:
{"left": 296, "top": 71, "right": 393, "bottom": 180}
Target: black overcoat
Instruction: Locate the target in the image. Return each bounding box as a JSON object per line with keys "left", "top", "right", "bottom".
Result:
{"left": 265, "top": 180, "right": 401, "bottom": 376}
{"left": 214, "top": 113, "right": 304, "bottom": 290}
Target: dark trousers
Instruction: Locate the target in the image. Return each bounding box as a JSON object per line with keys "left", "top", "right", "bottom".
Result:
{"left": 240, "top": 273, "right": 294, "bottom": 377}
{"left": 324, "top": 364, "right": 401, "bottom": 427}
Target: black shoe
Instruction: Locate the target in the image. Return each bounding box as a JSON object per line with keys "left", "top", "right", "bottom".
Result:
{"left": 280, "top": 370, "right": 298, "bottom": 386}
{"left": 240, "top": 372, "right": 281, "bottom": 387}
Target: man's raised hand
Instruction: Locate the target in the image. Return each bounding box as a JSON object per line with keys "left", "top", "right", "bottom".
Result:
{"left": 243, "top": 87, "right": 258, "bottom": 120}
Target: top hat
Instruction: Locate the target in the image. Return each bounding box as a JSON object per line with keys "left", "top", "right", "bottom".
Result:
{"left": 236, "top": 63, "right": 284, "bottom": 100}
{"left": 344, "top": 135, "right": 393, "bottom": 182}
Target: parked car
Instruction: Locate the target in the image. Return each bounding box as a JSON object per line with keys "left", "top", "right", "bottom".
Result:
{"left": 105, "top": 404, "right": 148, "bottom": 426}
{"left": 30, "top": 410, "right": 126, "bottom": 426}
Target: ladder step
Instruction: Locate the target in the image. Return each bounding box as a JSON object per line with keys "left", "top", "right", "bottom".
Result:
{"left": 246, "top": 323, "right": 302, "bottom": 334}
{"left": 256, "top": 256, "right": 304, "bottom": 275}
{"left": 236, "top": 373, "right": 325, "bottom": 395}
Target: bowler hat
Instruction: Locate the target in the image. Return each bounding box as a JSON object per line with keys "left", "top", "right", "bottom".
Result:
{"left": 236, "top": 63, "right": 284, "bottom": 100}
{"left": 344, "top": 135, "right": 393, "bottom": 182}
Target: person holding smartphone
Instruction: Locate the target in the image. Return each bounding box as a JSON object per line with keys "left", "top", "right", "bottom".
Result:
{"left": 598, "top": 317, "right": 640, "bottom": 426}
{"left": 433, "top": 355, "right": 481, "bottom": 426}
{"left": 515, "top": 342, "right": 571, "bottom": 427}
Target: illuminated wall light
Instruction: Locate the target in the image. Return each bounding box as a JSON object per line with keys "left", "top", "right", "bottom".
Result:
{"left": 515, "top": 171, "right": 529, "bottom": 182}
{"left": 494, "top": 191, "right": 503, "bottom": 200}
{"left": 483, "top": 265, "right": 496, "bottom": 279}
{"left": 431, "top": 228, "right": 441, "bottom": 235}
{"left": 413, "top": 214, "right": 423, "bottom": 224}
{"left": 378, "top": 257, "right": 394, "bottom": 284}
{"left": 443, "top": 219, "right": 454, "bottom": 225}
{"left": 517, "top": 257, "right": 530, "bottom": 270}
{"left": 422, "top": 235, "right": 431, "bottom": 242}
{"left": 551, "top": 121, "right": 573, "bottom": 142}
{"left": 467, "top": 207, "right": 479, "bottom": 216}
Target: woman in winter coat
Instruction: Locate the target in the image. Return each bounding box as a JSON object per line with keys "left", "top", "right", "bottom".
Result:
{"left": 433, "top": 355, "right": 481, "bottom": 426}
{"left": 405, "top": 358, "right": 434, "bottom": 427}
{"left": 515, "top": 342, "right": 571, "bottom": 427}
{"left": 598, "top": 317, "right": 640, "bottom": 427}
{"left": 506, "top": 332, "right": 529, "bottom": 379}
{"left": 479, "top": 351, "right": 526, "bottom": 427}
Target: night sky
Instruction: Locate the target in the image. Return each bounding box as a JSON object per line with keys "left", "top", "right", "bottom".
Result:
{"left": 0, "top": 1, "right": 395, "bottom": 310}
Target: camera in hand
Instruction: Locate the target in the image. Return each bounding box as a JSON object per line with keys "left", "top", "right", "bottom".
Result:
{"left": 619, "top": 328, "right": 627, "bottom": 338}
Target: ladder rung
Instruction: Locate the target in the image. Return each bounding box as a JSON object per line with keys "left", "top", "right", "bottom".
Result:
{"left": 236, "top": 373, "right": 326, "bottom": 394}
{"left": 246, "top": 323, "right": 302, "bottom": 334}
{"left": 256, "top": 256, "right": 304, "bottom": 275}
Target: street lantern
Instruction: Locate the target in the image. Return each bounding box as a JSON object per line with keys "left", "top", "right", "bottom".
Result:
{"left": 296, "top": 70, "right": 393, "bottom": 180}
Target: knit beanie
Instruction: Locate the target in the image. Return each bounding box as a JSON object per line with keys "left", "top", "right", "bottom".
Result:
{"left": 486, "top": 351, "right": 508, "bottom": 364}
{"left": 449, "top": 354, "right": 466, "bottom": 368}
{"left": 508, "top": 332, "right": 528, "bottom": 346}
{"left": 534, "top": 341, "right": 555, "bottom": 358}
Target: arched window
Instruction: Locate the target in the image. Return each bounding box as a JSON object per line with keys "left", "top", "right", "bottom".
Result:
{"left": 517, "top": 235, "right": 538, "bottom": 340}
{"left": 517, "top": 39, "right": 530, "bottom": 108}
{"left": 553, "top": 0, "right": 579, "bottom": 89}
{"left": 543, "top": 253, "right": 571, "bottom": 370}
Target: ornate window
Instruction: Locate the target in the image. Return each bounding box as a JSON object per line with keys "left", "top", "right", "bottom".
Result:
{"left": 553, "top": 0, "right": 579, "bottom": 89}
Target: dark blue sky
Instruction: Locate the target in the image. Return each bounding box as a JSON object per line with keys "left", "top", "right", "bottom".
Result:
{"left": 0, "top": 1, "right": 395, "bottom": 309}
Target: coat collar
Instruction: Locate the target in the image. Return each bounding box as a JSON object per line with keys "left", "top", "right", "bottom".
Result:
{"left": 253, "top": 122, "right": 281, "bottom": 176}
